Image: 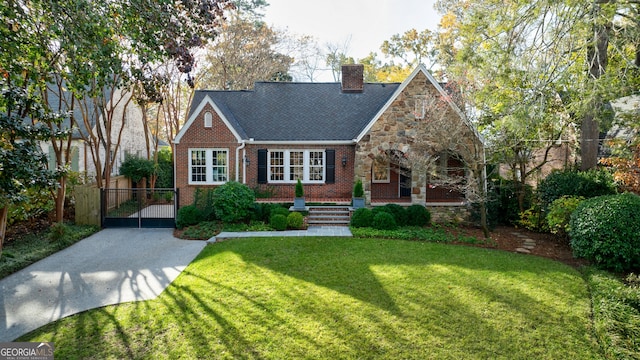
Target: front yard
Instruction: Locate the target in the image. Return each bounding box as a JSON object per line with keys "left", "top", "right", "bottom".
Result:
{"left": 20, "top": 236, "right": 602, "bottom": 359}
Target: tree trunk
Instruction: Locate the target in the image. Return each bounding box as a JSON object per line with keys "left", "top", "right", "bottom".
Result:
{"left": 55, "top": 176, "right": 67, "bottom": 223}
{"left": 0, "top": 205, "right": 8, "bottom": 259}
{"left": 581, "top": 113, "right": 601, "bottom": 170}
{"left": 582, "top": 4, "right": 610, "bottom": 170}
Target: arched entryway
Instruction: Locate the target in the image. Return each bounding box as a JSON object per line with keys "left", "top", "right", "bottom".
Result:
{"left": 370, "top": 150, "right": 412, "bottom": 203}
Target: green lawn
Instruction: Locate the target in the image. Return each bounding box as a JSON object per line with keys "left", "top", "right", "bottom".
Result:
{"left": 21, "top": 237, "right": 602, "bottom": 359}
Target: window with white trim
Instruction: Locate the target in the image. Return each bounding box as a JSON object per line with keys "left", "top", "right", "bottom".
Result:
{"left": 268, "top": 150, "right": 325, "bottom": 183}
{"left": 204, "top": 111, "right": 213, "bottom": 128}
{"left": 372, "top": 159, "right": 390, "bottom": 183}
{"left": 189, "top": 148, "right": 228, "bottom": 184}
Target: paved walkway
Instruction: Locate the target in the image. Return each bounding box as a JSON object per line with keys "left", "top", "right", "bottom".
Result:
{"left": 0, "top": 229, "right": 205, "bottom": 342}
{"left": 209, "top": 226, "right": 352, "bottom": 243}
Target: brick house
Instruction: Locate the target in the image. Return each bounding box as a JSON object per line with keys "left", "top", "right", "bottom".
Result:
{"left": 174, "top": 64, "right": 484, "bottom": 220}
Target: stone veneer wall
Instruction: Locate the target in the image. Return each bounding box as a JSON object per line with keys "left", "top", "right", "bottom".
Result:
{"left": 427, "top": 204, "right": 472, "bottom": 225}
{"left": 355, "top": 72, "right": 474, "bottom": 204}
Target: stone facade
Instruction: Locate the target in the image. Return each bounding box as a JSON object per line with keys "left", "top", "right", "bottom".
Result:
{"left": 354, "top": 71, "right": 481, "bottom": 209}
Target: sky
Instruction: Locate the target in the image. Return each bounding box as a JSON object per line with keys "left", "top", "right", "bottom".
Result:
{"left": 262, "top": 0, "right": 441, "bottom": 80}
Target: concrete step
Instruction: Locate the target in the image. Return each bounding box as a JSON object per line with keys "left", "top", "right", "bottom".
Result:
{"left": 307, "top": 206, "right": 351, "bottom": 226}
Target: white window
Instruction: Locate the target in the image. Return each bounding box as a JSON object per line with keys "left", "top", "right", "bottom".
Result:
{"left": 189, "top": 148, "right": 228, "bottom": 184}
{"left": 268, "top": 150, "right": 325, "bottom": 183}
{"left": 372, "top": 159, "right": 390, "bottom": 183}
{"left": 204, "top": 111, "right": 213, "bottom": 128}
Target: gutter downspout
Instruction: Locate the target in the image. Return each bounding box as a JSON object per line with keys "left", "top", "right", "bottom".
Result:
{"left": 236, "top": 141, "right": 246, "bottom": 183}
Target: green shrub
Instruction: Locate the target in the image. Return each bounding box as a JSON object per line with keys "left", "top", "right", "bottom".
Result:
{"left": 546, "top": 196, "right": 584, "bottom": 238}
{"left": 287, "top": 212, "right": 305, "bottom": 229}
{"left": 350, "top": 208, "right": 373, "bottom": 228}
{"left": 48, "top": 222, "right": 68, "bottom": 242}
{"left": 177, "top": 205, "right": 203, "bottom": 229}
{"left": 155, "top": 148, "right": 174, "bottom": 188}
{"left": 517, "top": 205, "right": 547, "bottom": 232}
{"left": 270, "top": 206, "right": 290, "bottom": 218}
{"left": 120, "top": 155, "right": 155, "bottom": 185}
{"left": 213, "top": 181, "right": 256, "bottom": 223}
{"left": 8, "top": 186, "right": 54, "bottom": 225}
{"left": 569, "top": 193, "right": 640, "bottom": 272}
{"left": 353, "top": 179, "right": 364, "bottom": 197}
{"left": 537, "top": 169, "right": 617, "bottom": 210}
{"left": 270, "top": 214, "right": 288, "bottom": 231}
{"left": 192, "top": 188, "right": 216, "bottom": 220}
{"left": 295, "top": 179, "right": 304, "bottom": 197}
{"left": 383, "top": 204, "right": 407, "bottom": 226}
{"left": 406, "top": 204, "right": 431, "bottom": 226}
{"left": 372, "top": 211, "right": 397, "bottom": 230}
{"left": 486, "top": 178, "right": 534, "bottom": 226}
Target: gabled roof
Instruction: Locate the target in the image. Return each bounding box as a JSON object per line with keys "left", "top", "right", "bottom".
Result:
{"left": 355, "top": 64, "right": 483, "bottom": 144}
{"left": 181, "top": 81, "right": 401, "bottom": 143}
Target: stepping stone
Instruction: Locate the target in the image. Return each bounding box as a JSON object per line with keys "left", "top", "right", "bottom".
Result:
{"left": 523, "top": 245, "right": 535, "bottom": 250}
{"left": 516, "top": 248, "right": 531, "bottom": 254}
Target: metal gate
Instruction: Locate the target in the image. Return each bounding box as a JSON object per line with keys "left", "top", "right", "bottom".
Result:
{"left": 101, "top": 188, "right": 178, "bottom": 228}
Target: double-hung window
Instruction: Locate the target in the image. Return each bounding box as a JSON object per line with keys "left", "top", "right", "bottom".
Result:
{"left": 268, "top": 150, "right": 325, "bottom": 183}
{"left": 189, "top": 148, "right": 228, "bottom": 184}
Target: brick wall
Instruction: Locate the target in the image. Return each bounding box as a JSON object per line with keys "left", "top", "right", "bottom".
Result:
{"left": 175, "top": 103, "right": 240, "bottom": 206}
{"left": 176, "top": 103, "right": 358, "bottom": 206}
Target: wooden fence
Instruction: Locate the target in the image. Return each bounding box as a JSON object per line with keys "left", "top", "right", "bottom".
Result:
{"left": 74, "top": 176, "right": 131, "bottom": 226}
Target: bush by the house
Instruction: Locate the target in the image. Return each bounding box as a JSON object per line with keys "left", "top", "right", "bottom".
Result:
{"left": 270, "top": 214, "right": 288, "bottom": 231}
{"left": 537, "top": 169, "right": 617, "bottom": 210}
{"left": 287, "top": 212, "right": 304, "bottom": 229}
{"left": 213, "top": 181, "right": 256, "bottom": 223}
{"left": 372, "top": 211, "right": 397, "bottom": 230}
{"left": 546, "top": 196, "right": 584, "bottom": 238}
{"left": 569, "top": 193, "right": 640, "bottom": 272}
{"left": 177, "top": 205, "right": 203, "bottom": 229}
{"left": 270, "top": 205, "right": 290, "bottom": 218}
{"left": 383, "top": 204, "right": 407, "bottom": 226}
{"left": 350, "top": 208, "right": 373, "bottom": 228}
{"left": 192, "top": 188, "right": 216, "bottom": 220}
{"left": 406, "top": 204, "right": 431, "bottom": 226}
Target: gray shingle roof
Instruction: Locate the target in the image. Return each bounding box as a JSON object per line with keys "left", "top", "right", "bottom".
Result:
{"left": 190, "top": 82, "right": 400, "bottom": 141}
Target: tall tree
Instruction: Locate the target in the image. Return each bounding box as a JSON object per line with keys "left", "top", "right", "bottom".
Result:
{"left": 198, "top": 13, "right": 294, "bottom": 90}
{"left": 0, "top": 80, "right": 67, "bottom": 256}
{"left": 435, "top": 0, "right": 639, "bottom": 173}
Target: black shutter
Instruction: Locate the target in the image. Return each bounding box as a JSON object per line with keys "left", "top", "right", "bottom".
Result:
{"left": 258, "top": 149, "right": 267, "bottom": 184}
{"left": 326, "top": 149, "right": 335, "bottom": 184}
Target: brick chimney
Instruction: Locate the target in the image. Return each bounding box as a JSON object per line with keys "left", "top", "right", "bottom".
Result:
{"left": 341, "top": 64, "right": 364, "bottom": 93}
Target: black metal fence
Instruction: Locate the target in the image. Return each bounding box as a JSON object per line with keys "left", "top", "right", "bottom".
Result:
{"left": 101, "top": 188, "right": 178, "bottom": 228}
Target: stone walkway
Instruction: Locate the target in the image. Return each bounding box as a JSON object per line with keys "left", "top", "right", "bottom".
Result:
{"left": 209, "top": 226, "right": 352, "bottom": 243}
{"left": 512, "top": 231, "right": 537, "bottom": 254}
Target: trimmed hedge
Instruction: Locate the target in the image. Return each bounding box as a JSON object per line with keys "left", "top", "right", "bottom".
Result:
{"left": 176, "top": 205, "right": 203, "bottom": 229}
{"left": 270, "top": 214, "right": 288, "bottom": 231}
{"left": 406, "top": 204, "right": 431, "bottom": 226}
{"left": 350, "top": 208, "right": 373, "bottom": 228}
{"left": 569, "top": 193, "right": 640, "bottom": 272}
{"left": 287, "top": 212, "right": 305, "bottom": 229}
{"left": 372, "top": 211, "right": 397, "bottom": 230}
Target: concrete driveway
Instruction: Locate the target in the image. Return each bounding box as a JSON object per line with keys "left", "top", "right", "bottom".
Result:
{"left": 0, "top": 228, "right": 205, "bottom": 341}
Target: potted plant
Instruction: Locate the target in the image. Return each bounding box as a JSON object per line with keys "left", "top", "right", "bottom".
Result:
{"left": 352, "top": 178, "right": 365, "bottom": 209}
{"left": 293, "top": 179, "right": 305, "bottom": 210}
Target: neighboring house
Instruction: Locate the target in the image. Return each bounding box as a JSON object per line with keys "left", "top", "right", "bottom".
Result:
{"left": 39, "top": 84, "right": 150, "bottom": 183}
{"left": 174, "top": 64, "right": 484, "bottom": 220}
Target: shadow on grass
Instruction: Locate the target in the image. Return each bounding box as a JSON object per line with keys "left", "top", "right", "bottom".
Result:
{"left": 22, "top": 236, "right": 597, "bottom": 358}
